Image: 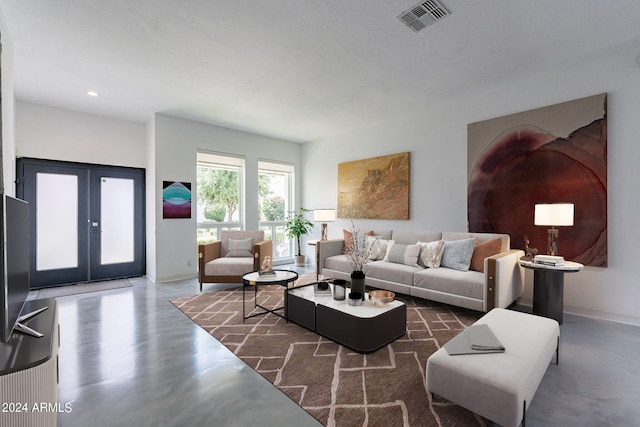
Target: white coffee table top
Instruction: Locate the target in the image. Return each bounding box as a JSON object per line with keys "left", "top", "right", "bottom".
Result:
{"left": 242, "top": 270, "right": 298, "bottom": 284}
{"left": 288, "top": 284, "right": 404, "bottom": 318}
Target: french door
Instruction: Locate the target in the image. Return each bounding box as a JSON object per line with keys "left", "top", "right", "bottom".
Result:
{"left": 16, "top": 158, "right": 145, "bottom": 288}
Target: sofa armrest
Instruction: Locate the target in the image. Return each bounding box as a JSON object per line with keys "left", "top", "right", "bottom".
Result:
{"left": 198, "top": 241, "right": 222, "bottom": 283}
{"left": 254, "top": 240, "right": 274, "bottom": 271}
{"left": 484, "top": 249, "right": 525, "bottom": 311}
{"left": 316, "top": 239, "right": 345, "bottom": 274}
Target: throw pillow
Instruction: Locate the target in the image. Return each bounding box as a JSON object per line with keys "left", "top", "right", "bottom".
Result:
{"left": 225, "top": 237, "right": 254, "bottom": 257}
{"left": 386, "top": 242, "right": 420, "bottom": 267}
{"left": 367, "top": 236, "right": 389, "bottom": 260}
{"left": 417, "top": 240, "right": 445, "bottom": 268}
{"left": 344, "top": 229, "right": 374, "bottom": 252}
{"left": 470, "top": 237, "right": 503, "bottom": 272}
{"left": 441, "top": 238, "right": 476, "bottom": 271}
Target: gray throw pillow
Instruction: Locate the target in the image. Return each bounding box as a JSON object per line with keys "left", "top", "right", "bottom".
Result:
{"left": 386, "top": 242, "right": 420, "bottom": 267}
{"left": 226, "top": 237, "right": 254, "bottom": 257}
{"left": 441, "top": 238, "right": 476, "bottom": 271}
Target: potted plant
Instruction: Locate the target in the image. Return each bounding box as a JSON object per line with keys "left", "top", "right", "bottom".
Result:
{"left": 285, "top": 207, "right": 315, "bottom": 266}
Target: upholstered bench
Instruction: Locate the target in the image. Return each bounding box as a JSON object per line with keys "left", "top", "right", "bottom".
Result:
{"left": 426, "top": 308, "right": 559, "bottom": 427}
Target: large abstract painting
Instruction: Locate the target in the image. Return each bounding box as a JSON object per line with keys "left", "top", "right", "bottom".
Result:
{"left": 467, "top": 94, "right": 607, "bottom": 267}
{"left": 338, "top": 152, "right": 410, "bottom": 220}
{"left": 163, "top": 181, "right": 192, "bottom": 219}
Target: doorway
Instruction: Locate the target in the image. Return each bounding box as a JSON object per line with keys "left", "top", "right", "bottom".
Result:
{"left": 16, "top": 158, "right": 145, "bottom": 288}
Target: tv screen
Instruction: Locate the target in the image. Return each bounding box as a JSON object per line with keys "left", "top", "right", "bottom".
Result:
{"left": 0, "top": 194, "right": 30, "bottom": 343}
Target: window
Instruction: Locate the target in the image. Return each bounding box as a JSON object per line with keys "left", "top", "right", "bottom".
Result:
{"left": 258, "top": 160, "right": 294, "bottom": 262}
{"left": 196, "top": 152, "right": 244, "bottom": 244}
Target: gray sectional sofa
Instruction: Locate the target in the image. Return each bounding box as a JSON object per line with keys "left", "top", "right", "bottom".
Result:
{"left": 316, "top": 230, "right": 525, "bottom": 312}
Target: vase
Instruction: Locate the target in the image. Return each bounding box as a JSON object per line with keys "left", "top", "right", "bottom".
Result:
{"left": 350, "top": 270, "right": 365, "bottom": 301}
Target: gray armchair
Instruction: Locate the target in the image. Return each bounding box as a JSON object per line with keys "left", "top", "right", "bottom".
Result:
{"left": 198, "top": 230, "right": 273, "bottom": 291}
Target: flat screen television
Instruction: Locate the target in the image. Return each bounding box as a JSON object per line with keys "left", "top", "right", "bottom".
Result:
{"left": 1, "top": 194, "right": 46, "bottom": 343}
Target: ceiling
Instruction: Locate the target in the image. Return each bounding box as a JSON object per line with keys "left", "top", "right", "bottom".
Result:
{"left": 2, "top": 0, "right": 640, "bottom": 143}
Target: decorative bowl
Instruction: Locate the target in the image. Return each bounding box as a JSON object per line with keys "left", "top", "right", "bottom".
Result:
{"left": 368, "top": 290, "right": 395, "bottom": 305}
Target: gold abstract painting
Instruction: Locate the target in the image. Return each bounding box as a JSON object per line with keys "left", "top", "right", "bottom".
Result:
{"left": 338, "top": 152, "right": 410, "bottom": 220}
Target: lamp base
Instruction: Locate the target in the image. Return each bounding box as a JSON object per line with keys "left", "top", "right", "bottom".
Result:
{"left": 320, "top": 223, "right": 328, "bottom": 240}
{"left": 547, "top": 227, "right": 559, "bottom": 256}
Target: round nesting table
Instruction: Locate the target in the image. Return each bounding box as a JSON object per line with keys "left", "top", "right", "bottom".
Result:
{"left": 241, "top": 270, "right": 299, "bottom": 322}
{"left": 520, "top": 260, "right": 583, "bottom": 324}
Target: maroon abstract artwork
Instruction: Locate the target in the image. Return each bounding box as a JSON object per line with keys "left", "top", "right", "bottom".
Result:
{"left": 467, "top": 94, "right": 607, "bottom": 267}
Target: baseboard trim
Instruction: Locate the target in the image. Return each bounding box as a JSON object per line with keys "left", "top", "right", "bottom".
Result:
{"left": 519, "top": 299, "right": 640, "bottom": 327}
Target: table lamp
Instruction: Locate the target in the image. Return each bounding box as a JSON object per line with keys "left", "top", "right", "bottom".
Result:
{"left": 314, "top": 209, "right": 336, "bottom": 241}
{"left": 534, "top": 203, "right": 574, "bottom": 256}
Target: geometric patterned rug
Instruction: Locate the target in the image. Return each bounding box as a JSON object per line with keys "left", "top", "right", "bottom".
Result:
{"left": 171, "top": 274, "right": 488, "bottom": 426}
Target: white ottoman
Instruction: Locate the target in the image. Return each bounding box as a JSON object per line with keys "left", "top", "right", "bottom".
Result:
{"left": 426, "top": 308, "right": 559, "bottom": 427}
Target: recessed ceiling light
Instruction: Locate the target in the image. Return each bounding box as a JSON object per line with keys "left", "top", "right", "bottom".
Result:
{"left": 87, "top": 91, "right": 99, "bottom": 97}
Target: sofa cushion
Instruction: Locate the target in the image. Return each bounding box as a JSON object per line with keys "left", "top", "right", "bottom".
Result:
{"left": 204, "top": 257, "right": 254, "bottom": 276}
{"left": 365, "top": 260, "right": 423, "bottom": 286}
{"left": 225, "top": 237, "right": 254, "bottom": 257}
{"left": 385, "top": 242, "right": 420, "bottom": 267}
{"left": 367, "top": 236, "right": 390, "bottom": 260}
{"left": 414, "top": 267, "right": 485, "bottom": 299}
{"left": 325, "top": 254, "right": 353, "bottom": 272}
{"left": 441, "top": 238, "right": 476, "bottom": 271}
{"left": 470, "top": 237, "right": 503, "bottom": 272}
{"left": 392, "top": 230, "right": 442, "bottom": 245}
{"left": 417, "top": 240, "right": 445, "bottom": 268}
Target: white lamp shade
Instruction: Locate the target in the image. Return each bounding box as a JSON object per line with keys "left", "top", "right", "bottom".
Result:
{"left": 314, "top": 209, "right": 336, "bottom": 222}
{"left": 534, "top": 203, "right": 574, "bottom": 226}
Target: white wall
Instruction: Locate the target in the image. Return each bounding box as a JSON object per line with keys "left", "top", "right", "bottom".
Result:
{"left": 150, "top": 114, "right": 302, "bottom": 282}
{"left": 15, "top": 102, "right": 146, "bottom": 168}
{"left": 0, "top": 8, "right": 15, "bottom": 195}
{"left": 302, "top": 47, "right": 640, "bottom": 325}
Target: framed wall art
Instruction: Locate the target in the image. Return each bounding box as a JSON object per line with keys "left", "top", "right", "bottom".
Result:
{"left": 338, "top": 152, "right": 410, "bottom": 220}
{"left": 467, "top": 94, "right": 607, "bottom": 267}
{"left": 163, "top": 181, "right": 192, "bottom": 219}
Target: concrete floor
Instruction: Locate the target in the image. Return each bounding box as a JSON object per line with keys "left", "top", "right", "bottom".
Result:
{"left": 48, "top": 267, "right": 640, "bottom": 426}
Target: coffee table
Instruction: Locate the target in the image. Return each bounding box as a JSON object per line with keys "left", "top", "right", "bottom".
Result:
{"left": 242, "top": 270, "right": 298, "bottom": 322}
{"left": 286, "top": 282, "right": 406, "bottom": 353}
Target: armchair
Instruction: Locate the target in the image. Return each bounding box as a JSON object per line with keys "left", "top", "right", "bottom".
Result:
{"left": 198, "top": 230, "right": 273, "bottom": 291}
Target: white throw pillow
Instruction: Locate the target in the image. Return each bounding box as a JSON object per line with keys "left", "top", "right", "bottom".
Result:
{"left": 441, "top": 238, "right": 476, "bottom": 271}
{"left": 225, "top": 237, "right": 254, "bottom": 257}
{"left": 367, "top": 236, "right": 389, "bottom": 260}
{"left": 417, "top": 240, "right": 445, "bottom": 268}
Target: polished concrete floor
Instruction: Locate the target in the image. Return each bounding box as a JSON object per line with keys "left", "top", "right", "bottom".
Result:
{"left": 43, "top": 267, "right": 640, "bottom": 427}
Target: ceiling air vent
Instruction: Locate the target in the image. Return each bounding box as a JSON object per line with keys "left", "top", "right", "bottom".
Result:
{"left": 398, "top": 0, "right": 450, "bottom": 33}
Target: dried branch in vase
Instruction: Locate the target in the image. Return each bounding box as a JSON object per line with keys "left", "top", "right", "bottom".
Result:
{"left": 344, "top": 221, "right": 372, "bottom": 271}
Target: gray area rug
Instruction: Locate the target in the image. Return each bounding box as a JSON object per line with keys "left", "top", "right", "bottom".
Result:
{"left": 31, "top": 279, "right": 134, "bottom": 299}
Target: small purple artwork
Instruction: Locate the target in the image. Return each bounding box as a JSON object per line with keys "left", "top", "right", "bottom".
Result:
{"left": 163, "top": 181, "right": 192, "bottom": 219}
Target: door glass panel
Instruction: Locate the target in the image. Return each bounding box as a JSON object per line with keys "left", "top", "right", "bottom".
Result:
{"left": 36, "top": 173, "right": 78, "bottom": 271}
{"left": 100, "top": 177, "right": 135, "bottom": 265}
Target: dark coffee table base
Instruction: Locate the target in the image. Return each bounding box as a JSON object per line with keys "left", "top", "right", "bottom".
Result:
{"left": 316, "top": 304, "right": 406, "bottom": 353}
{"left": 287, "top": 289, "right": 406, "bottom": 353}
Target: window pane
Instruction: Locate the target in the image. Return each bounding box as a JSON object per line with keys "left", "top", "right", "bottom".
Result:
{"left": 36, "top": 173, "right": 78, "bottom": 271}
{"left": 258, "top": 161, "right": 293, "bottom": 260}
{"left": 196, "top": 152, "right": 244, "bottom": 245}
{"left": 101, "top": 177, "right": 135, "bottom": 265}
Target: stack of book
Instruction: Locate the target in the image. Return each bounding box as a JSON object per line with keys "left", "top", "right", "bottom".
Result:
{"left": 533, "top": 255, "right": 565, "bottom": 266}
